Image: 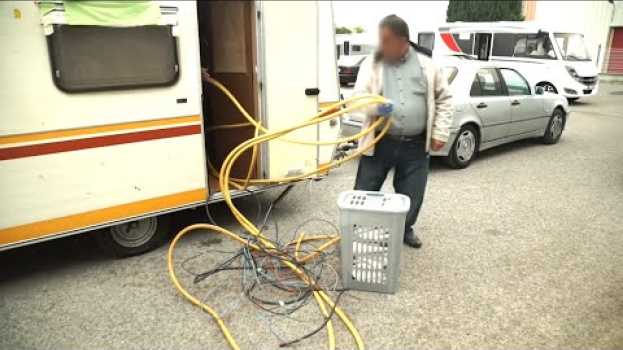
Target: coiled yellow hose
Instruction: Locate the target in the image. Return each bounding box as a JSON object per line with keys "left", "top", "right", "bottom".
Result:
{"left": 167, "top": 77, "right": 391, "bottom": 350}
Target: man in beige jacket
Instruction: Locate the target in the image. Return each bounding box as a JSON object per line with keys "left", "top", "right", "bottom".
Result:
{"left": 353, "top": 15, "right": 453, "bottom": 248}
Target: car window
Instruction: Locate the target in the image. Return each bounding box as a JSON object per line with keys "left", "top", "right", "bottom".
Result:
{"left": 470, "top": 68, "right": 503, "bottom": 97}
{"left": 499, "top": 68, "right": 531, "bottom": 95}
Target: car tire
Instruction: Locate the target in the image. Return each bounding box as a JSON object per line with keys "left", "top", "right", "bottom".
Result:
{"left": 542, "top": 108, "right": 566, "bottom": 145}
{"left": 96, "top": 215, "right": 171, "bottom": 257}
{"left": 537, "top": 82, "right": 558, "bottom": 94}
{"left": 444, "top": 124, "right": 479, "bottom": 169}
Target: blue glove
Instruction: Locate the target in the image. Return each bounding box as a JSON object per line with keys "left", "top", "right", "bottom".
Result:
{"left": 377, "top": 101, "right": 393, "bottom": 116}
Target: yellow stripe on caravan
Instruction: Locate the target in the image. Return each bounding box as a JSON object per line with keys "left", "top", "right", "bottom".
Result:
{"left": 0, "top": 115, "right": 201, "bottom": 146}
{"left": 0, "top": 188, "right": 207, "bottom": 246}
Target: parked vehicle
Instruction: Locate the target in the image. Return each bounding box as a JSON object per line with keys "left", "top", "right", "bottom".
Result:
{"left": 434, "top": 57, "right": 569, "bottom": 168}
{"left": 414, "top": 22, "right": 599, "bottom": 102}
{"left": 339, "top": 55, "right": 367, "bottom": 86}
{"left": 335, "top": 32, "right": 375, "bottom": 59}
{"left": 0, "top": 0, "right": 341, "bottom": 255}
{"left": 341, "top": 57, "right": 569, "bottom": 169}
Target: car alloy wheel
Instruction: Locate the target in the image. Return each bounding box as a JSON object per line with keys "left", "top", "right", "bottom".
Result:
{"left": 455, "top": 129, "right": 476, "bottom": 162}
{"left": 548, "top": 111, "right": 564, "bottom": 140}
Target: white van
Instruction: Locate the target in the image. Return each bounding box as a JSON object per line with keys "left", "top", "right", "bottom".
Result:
{"left": 415, "top": 22, "right": 599, "bottom": 101}
{"left": 0, "top": 1, "right": 341, "bottom": 255}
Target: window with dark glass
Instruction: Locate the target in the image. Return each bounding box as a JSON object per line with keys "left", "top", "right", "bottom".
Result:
{"left": 492, "top": 33, "right": 515, "bottom": 57}
{"left": 47, "top": 24, "right": 179, "bottom": 92}
{"left": 470, "top": 68, "right": 503, "bottom": 97}
{"left": 452, "top": 33, "right": 474, "bottom": 54}
{"left": 418, "top": 32, "right": 435, "bottom": 51}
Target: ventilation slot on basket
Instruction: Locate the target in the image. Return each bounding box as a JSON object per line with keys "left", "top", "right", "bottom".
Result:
{"left": 351, "top": 224, "right": 390, "bottom": 284}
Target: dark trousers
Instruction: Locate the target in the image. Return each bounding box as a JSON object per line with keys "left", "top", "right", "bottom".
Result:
{"left": 354, "top": 136, "right": 429, "bottom": 234}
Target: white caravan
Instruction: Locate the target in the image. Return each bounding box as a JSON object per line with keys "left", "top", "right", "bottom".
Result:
{"left": 0, "top": 1, "right": 340, "bottom": 255}
{"left": 414, "top": 22, "right": 599, "bottom": 101}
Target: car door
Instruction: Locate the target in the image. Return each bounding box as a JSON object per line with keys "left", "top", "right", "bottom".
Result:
{"left": 469, "top": 68, "right": 511, "bottom": 143}
{"left": 498, "top": 68, "right": 545, "bottom": 135}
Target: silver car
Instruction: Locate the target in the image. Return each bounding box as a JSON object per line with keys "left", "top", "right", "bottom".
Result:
{"left": 341, "top": 57, "right": 570, "bottom": 169}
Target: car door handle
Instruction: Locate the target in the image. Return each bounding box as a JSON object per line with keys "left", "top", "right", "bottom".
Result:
{"left": 511, "top": 100, "right": 521, "bottom": 106}
{"left": 476, "top": 102, "right": 488, "bottom": 109}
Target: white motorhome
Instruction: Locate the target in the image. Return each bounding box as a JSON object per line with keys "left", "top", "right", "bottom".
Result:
{"left": 414, "top": 22, "right": 600, "bottom": 101}
{"left": 0, "top": 1, "right": 341, "bottom": 255}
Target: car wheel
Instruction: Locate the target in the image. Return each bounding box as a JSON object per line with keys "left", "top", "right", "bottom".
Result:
{"left": 542, "top": 108, "right": 565, "bottom": 144}
{"left": 537, "top": 82, "right": 558, "bottom": 94}
{"left": 96, "top": 215, "right": 170, "bottom": 257}
{"left": 444, "top": 125, "right": 478, "bottom": 169}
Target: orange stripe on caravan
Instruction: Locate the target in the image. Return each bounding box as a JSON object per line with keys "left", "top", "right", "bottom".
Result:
{"left": 0, "top": 115, "right": 201, "bottom": 146}
{"left": 0, "top": 188, "right": 207, "bottom": 246}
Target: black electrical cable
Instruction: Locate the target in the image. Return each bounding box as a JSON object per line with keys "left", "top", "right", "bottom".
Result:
{"left": 278, "top": 290, "right": 346, "bottom": 348}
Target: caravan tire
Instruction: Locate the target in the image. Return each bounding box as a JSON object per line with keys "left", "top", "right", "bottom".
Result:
{"left": 96, "top": 215, "right": 170, "bottom": 257}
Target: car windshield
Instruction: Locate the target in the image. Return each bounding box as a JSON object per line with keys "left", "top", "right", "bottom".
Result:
{"left": 554, "top": 33, "right": 591, "bottom": 61}
{"left": 441, "top": 66, "right": 458, "bottom": 84}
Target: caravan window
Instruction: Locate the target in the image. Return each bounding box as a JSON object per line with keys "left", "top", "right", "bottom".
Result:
{"left": 418, "top": 33, "right": 435, "bottom": 51}
{"left": 493, "top": 33, "right": 556, "bottom": 59}
{"left": 452, "top": 33, "right": 474, "bottom": 54}
{"left": 47, "top": 25, "right": 179, "bottom": 92}
{"left": 514, "top": 33, "right": 556, "bottom": 59}
{"left": 492, "top": 33, "right": 515, "bottom": 56}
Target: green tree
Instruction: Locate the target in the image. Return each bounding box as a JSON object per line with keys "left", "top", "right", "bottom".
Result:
{"left": 335, "top": 26, "right": 352, "bottom": 34}
{"left": 446, "top": 0, "right": 524, "bottom": 22}
{"left": 353, "top": 26, "right": 365, "bottom": 33}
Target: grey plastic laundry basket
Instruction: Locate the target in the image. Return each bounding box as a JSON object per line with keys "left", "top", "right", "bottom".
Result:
{"left": 337, "top": 190, "right": 410, "bottom": 293}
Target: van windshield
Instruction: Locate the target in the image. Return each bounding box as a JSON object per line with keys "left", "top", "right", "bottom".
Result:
{"left": 554, "top": 33, "right": 591, "bottom": 61}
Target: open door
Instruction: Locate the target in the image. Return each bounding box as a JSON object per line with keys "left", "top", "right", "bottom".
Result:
{"left": 475, "top": 33, "right": 492, "bottom": 60}
{"left": 260, "top": 1, "right": 320, "bottom": 178}
{"left": 198, "top": 1, "right": 259, "bottom": 183}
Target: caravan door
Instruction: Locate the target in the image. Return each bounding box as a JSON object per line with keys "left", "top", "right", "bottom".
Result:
{"left": 259, "top": 1, "right": 320, "bottom": 178}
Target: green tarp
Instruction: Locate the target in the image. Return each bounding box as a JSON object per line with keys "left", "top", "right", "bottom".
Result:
{"left": 39, "top": 1, "right": 161, "bottom": 26}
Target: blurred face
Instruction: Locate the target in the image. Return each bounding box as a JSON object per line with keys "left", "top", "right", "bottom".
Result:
{"left": 379, "top": 26, "right": 408, "bottom": 62}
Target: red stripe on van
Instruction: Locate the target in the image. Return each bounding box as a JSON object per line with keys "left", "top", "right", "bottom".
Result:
{"left": 0, "top": 124, "right": 201, "bottom": 161}
{"left": 440, "top": 32, "right": 461, "bottom": 52}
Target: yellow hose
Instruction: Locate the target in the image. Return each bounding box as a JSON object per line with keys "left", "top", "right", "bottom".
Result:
{"left": 167, "top": 77, "right": 391, "bottom": 350}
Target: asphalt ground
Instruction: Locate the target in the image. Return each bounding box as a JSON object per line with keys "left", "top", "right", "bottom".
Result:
{"left": 1, "top": 83, "right": 622, "bottom": 350}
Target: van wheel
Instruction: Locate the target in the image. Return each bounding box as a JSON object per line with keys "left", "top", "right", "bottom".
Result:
{"left": 537, "top": 82, "right": 558, "bottom": 94}
{"left": 96, "top": 215, "right": 170, "bottom": 257}
{"left": 444, "top": 125, "right": 478, "bottom": 169}
{"left": 542, "top": 108, "right": 565, "bottom": 144}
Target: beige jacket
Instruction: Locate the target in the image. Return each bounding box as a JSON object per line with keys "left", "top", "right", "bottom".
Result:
{"left": 353, "top": 51, "right": 454, "bottom": 155}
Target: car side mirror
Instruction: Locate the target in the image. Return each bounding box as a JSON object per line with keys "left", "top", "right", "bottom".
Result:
{"left": 535, "top": 86, "right": 544, "bottom": 95}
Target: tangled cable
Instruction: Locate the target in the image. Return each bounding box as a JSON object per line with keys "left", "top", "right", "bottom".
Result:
{"left": 167, "top": 76, "right": 391, "bottom": 350}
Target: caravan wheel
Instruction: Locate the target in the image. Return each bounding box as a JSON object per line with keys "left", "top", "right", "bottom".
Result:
{"left": 97, "top": 215, "right": 170, "bottom": 257}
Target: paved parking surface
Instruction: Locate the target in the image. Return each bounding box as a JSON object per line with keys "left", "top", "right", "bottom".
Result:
{"left": 1, "top": 84, "right": 622, "bottom": 350}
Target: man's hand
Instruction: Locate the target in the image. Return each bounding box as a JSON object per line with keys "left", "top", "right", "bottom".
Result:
{"left": 377, "top": 101, "right": 393, "bottom": 116}
{"left": 431, "top": 139, "right": 445, "bottom": 151}
{"left": 201, "top": 68, "right": 210, "bottom": 82}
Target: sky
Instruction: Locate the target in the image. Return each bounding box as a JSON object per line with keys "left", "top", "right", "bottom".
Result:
{"left": 333, "top": 1, "right": 449, "bottom": 37}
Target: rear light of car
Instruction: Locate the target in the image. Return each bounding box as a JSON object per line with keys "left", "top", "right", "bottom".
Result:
{"left": 340, "top": 67, "right": 352, "bottom": 74}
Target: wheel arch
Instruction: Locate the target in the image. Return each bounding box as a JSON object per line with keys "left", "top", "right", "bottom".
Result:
{"left": 536, "top": 81, "right": 559, "bottom": 94}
